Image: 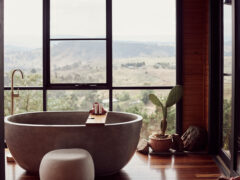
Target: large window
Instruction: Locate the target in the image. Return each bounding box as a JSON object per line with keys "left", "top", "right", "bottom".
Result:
{"left": 4, "top": 0, "right": 179, "bottom": 139}
{"left": 112, "top": 0, "right": 176, "bottom": 87}
{"left": 4, "top": 0, "right": 43, "bottom": 116}
{"left": 4, "top": 0, "right": 42, "bottom": 87}
{"left": 50, "top": 41, "right": 107, "bottom": 84}
{"left": 222, "top": 0, "right": 232, "bottom": 157}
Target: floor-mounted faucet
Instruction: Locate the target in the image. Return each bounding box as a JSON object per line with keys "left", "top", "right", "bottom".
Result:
{"left": 11, "top": 69, "right": 24, "bottom": 115}
{"left": 7, "top": 69, "right": 24, "bottom": 163}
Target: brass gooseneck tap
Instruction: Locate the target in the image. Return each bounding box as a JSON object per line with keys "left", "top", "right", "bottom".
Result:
{"left": 11, "top": 69, "right": 24, "bottom": 115}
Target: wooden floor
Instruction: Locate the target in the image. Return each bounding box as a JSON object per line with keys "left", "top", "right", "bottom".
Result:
{"left": 5, "top": 150, "right": 222, "bottom": 180}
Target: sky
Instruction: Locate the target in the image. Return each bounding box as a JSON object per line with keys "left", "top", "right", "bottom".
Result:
{"left": 4, "top": 0, "right": 232, "bottom": 49}
{"left": 224, "top": 4, "right": 232, "bottom": 42}
{"left": 51, "top": 0, "right": 176, "bottom": 42}
{"left": 4, "top": 0, "right": 177, "bottom": 48}
{"left": 4, "top": 0, "right": 42, "bottom": 48}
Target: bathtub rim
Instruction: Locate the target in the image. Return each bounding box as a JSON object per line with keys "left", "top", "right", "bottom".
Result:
{"left": 4, "top": 111, "right": 142, "bottom": 127}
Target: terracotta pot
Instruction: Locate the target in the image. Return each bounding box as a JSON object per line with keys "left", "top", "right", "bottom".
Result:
{"left": 148, "top": 134, "right": 172, "bottom": 152}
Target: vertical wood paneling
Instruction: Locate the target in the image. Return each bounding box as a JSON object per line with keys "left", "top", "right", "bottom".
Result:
{"left": 0, "top": 0, "right": 5, "bottom": 179}
{"left": 182, "top": 0, "right": 209, "bottom": 132}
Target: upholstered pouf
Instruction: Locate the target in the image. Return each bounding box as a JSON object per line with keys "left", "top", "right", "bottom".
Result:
{"left": 39, "top": 149, "right": 94, "bottom": 180}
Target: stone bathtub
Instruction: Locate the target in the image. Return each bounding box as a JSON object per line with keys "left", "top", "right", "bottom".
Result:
{"left": 5, "top": 111, "right": 142, "bottom": 176}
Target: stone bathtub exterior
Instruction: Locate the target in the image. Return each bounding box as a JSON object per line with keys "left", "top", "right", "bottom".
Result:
{"left": 5, "top": 111, "right": 142, "bottom": 176}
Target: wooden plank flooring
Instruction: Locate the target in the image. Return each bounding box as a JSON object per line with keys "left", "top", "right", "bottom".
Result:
{"left": 5, "top": 150, "right": 222, "bottom": 180}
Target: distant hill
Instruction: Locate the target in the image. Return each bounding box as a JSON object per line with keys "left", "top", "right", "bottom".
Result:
{"left": 113, "top": 41, "right": 175, "bottom": 58}
{"left": 224, "top": 41, "right": 232, "bottom": 56}
{"left": 4, "top": 41, "right": 176, "bottom": 72}
{"left": 51, "top": 41, "right": 176, "bottom": 59}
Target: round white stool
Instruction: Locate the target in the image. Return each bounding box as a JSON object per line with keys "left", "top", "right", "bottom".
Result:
{"left": 39, "top": 149, "right": 94, "bottom": 180}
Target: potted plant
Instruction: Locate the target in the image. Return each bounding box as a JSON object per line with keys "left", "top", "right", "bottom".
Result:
{"left": 148, "top": 85, "right": 183, "bottom": 152}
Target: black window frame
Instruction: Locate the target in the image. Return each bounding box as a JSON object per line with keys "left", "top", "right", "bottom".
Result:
{"left": 218, "top": 0, "right": 232, "bottom": 168}
{"left": 4, "top": 0, "right": 183, "bottom": 134}
{"left": 209, "top": 0, "right": 240, "bottom": 176}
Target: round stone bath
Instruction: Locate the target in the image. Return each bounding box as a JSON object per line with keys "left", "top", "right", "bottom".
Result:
{"left": 5, "top": 111, "right": 142, "bottom": 176}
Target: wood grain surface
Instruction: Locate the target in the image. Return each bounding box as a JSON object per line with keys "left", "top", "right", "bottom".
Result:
{"left": 5, "top": 150, "right": 222, "bottom": 180}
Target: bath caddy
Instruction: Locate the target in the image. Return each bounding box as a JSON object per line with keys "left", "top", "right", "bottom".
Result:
{"left": 85, "top": 113, "right": 108, "bottom": 126}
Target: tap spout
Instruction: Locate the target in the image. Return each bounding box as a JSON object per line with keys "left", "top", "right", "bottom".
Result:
{"left": 11, "top": 69, "right": 24, "bottom": 115}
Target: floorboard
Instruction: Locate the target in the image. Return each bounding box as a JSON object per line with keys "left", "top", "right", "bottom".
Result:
{"left": 5, "top": 150, "right": 222, "bottom": 180}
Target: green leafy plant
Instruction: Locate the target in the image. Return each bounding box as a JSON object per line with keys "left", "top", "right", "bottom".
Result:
{"left": 149, "top": 85, "right": 183, "bottom": 137}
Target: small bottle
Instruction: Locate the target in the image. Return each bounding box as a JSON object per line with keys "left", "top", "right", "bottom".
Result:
{"left": 94, "top": 103, "right": 98, "bottom": 114}
{"left": 99, "top": 104, "right": 102, "bottom": 114}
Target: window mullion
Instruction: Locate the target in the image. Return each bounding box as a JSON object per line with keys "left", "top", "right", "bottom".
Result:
{"left": 106, "top": 0, "right": 113, "bottom": 111}
{"left": 43, "top": 0, "right": 50, "bottom": 111}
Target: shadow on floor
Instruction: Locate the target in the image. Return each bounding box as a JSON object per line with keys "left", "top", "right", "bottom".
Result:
{"left": 95, "top": 170, "right": 130, "bottom": 180}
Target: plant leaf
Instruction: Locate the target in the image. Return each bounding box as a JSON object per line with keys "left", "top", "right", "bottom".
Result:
{"left": 166, "top": 85, "right": 183, "bottom": 107}
{"left": 149, "top": 94, "right": 163, "bottom": 108}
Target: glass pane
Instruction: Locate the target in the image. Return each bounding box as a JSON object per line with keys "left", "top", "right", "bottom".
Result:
{"left": 222, "top": 4, "right": 232, "bottom": 157}
{"left": 4, "top": 0, "right": 42, "bottom": 87}
{"left": 224, "top": 4, "right": 232, "bottom": 75}
{"left": 223, "top": 76, "right": 232, "bottom": 156}
{"left": 113, "top": 90, "right": 176, "bottom": 139}
{"left": 113, "top": 0, "right": 176, "bottom": 86}
{"left": 4, "top": 90, "right": 43, "bottom": 116}
{"left": 50, "top": 41, "right": 106, "bottom": 83}
{"left": 224, "top": 56, "right": 232, "bottom": 75}
{"left": 51, "top": 0, "right": 106, "bottom": 38}
{"left": 47, "top": 90, "right": 109, "bottom": 111}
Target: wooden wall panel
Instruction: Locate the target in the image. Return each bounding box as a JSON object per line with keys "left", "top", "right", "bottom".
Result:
{"left": 182, "top": 0, "right": 209, "bottom": 132}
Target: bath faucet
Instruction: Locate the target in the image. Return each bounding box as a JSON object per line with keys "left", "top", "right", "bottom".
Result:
{"left": 11, "top": 69, "right": 24, "bottom": 115}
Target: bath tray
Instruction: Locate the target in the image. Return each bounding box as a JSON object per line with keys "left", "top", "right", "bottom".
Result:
{"left": 85, "top": 113, "right": 108, "bottom": 126}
